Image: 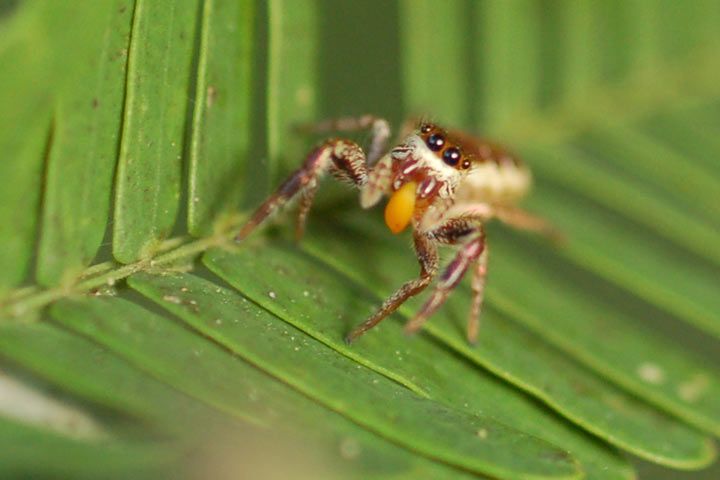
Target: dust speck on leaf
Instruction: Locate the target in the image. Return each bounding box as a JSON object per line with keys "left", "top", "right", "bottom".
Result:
{"left": 295, "top": 85, "right": 313, "bottom": 107}
{"left": 163, "top": 295, "right": 182, "bottom": 304}
{"left": 339, "top": 437, "right": 361, "bottom": 460}
{"left": 677, "top": 373, "right": 710, "bottom": 402}
{"left": 268, "top": 291, "right": 277, "bottom": 299}
{"left": 476, "top": 428, "right": 488, "bottom": 439}
{"left": 637, "top": 362, "right": 665, "bottom": 384}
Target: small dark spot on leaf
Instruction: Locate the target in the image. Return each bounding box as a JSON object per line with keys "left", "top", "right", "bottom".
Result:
{"left": 542, "top": 450, "right": 572, "bottom": 463}
{"left": 92, "top": 98, "right": 99, "bottom": 109}
{"left": 570, "top": 380, "right": 591, "bottom": 395}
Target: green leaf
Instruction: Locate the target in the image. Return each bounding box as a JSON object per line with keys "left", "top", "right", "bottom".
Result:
{"left": 0, "top": 417, "right": 175, "bottom": 480}
{"left": 267, "top": 0, "right": 319, "bottom": 179}
{"left": 211, "top": 234, "right": 709, "bottom": 470}
{"left": 525, "top": 143, "right": 720, "bottom": 267}
{"left": 52, "top": 294, "right": 545, "bottom": 479}
{"left": 0, "top": 3, "right": 52, "bottom": 294}
{"left": 576, "top": 125, "right": 720, "bottom": 225}
{"left": 113, "top": 0, "right": 199, "bottom": 263}
{"left": 476, "top": 0, "right": 540, "bottom": 130}
{"left": 398, "top": 0, "right": 471, "bottom": 125}
{"left": 0, "top": 321, "right": 230, "bottom": 432}
{"left": 525, "top": 165, "right": 720, "bottom": 340}
{"left": 127, "top": 271, "right": 581, "bottom": 479}
{"left": 301, "top": 212, "right": 720, "bottom": 441}
{"left": 36, "top": 1, "right": 133, "bottom": 286}
{"left": 202, "top": 245, "right": 638, "bottom": 478}
{"left": 638, "top": 102, "right": 720, "bottom": 176}
{"left": 188, "top": 0, "right": 256, "bottom": 235}
{"left": 2, "top": 1, "right": 720, "bottom": 478}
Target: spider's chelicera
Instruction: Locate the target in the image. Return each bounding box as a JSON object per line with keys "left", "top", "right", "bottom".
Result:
{"left": 235, "top": 116, "right": 554, "bottom": 344}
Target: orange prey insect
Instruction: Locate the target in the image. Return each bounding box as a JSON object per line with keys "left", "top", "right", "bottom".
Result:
{"left": 235, "top": 116, "right": 554, "bottom": 344}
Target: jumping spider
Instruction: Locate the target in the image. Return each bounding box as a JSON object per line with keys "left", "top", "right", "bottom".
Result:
{"left": 235, "top": 116, "right": 554, "bottom": 344}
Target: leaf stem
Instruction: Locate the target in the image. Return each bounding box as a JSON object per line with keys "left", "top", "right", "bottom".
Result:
{"left": 0, "top": 225, "right": 238, "bottom": 321}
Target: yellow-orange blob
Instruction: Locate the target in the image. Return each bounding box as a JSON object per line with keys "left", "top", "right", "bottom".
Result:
{"left": 384, "top": 181, "right": 417, "bottom": 234}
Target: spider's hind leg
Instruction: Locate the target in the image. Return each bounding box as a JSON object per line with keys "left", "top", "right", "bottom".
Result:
{"left": 235, "top": 139, "right": 368, "bottom": 242}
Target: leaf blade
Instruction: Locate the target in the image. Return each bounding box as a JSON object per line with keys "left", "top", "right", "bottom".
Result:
{"left": 187, "top": 0, "right": 256, "bottom": 235}
{"left": 113, "top": 0, "right": 199, "bottom": 263}
{"left": 37, "top": 1, "right": 133, "bottom": 286}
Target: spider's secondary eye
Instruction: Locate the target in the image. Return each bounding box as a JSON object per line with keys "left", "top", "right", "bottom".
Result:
{"left": 461, "top": 159, "right": 472, "bottom": 169}
{"left": 427, "top": 133, "right": 445, "bottom": 151}
{"left": 420, "top": 123, "right": 433, "bottom": 134}
{"left": 443, "top": 146, "right": 461, "bottom": 166}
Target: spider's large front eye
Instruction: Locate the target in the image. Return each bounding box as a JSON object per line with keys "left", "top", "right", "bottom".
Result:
{"left": 427, "top": 133, "right": 445, "bottom": 151}
{"left": 443, "top": 146, "right": 461, "bottom": 166}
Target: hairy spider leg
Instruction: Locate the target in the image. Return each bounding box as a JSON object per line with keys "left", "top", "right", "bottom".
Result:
{"left": 468, "top": 246, "right": 489, "bottom": 344}
{"left": 345, "top": 231, "right": 439, "bottom": 344}
{"left": 296, "top": 115, "right": 391, "bottom": 166}
{"left": 235, "top": 139, "right": 368, "bottom": 242}
{"left": 446, "top": 202, "right": 563, "bottom": 243}
{"left": 403, "top": 219, "right": 487, "bottom": 341}
{"left": 295, "top": 180, "right": 319, "bottom": 241}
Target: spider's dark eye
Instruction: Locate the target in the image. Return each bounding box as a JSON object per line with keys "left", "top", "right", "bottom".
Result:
{"left": 427, "top": 133, "right": 445, "bottom": 151}
{"left": 443, "top": 146, "right": 461, "bottom": 166}
{"left": 461, "top": 159, "right": 472, "bottom": 169}
{"left": 420, "top": 123, "right": 433, "bottom": 134}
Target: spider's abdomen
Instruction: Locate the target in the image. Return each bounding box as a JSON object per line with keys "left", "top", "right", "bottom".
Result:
{"left": 449, "top": 131, "right": 531, "bottom": 205}
{"left": 455, "top": 159, "right": 531, "bottom": 205}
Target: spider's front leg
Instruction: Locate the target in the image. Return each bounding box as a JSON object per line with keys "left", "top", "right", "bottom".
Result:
{"left": 404, "top": 217, "right": 488, "bottom": 344}
{"left": 296, "top": 114, "right": 391, "bottom": 166}
{"left": 235, "top": 139, "right": 368, "bottom": 242}
{"left": 345, "top": 231, "right": 439, "bottom": 344}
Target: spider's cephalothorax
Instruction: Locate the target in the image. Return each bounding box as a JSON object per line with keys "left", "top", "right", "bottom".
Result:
{"left": 236, "top": 116, "right": 552, "bottom": 344}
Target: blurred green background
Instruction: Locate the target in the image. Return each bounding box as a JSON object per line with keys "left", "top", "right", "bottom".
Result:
{"left": 0, "top": 0, "right": 719, "bottom": 478}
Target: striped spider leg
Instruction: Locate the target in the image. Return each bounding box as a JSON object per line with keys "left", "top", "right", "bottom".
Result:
{"left": 236, "top": 115, "right": 391, "bottom": 243}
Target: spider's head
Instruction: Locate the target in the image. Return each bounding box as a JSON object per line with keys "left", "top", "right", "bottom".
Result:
{"left": 415, "top": 122, "right": 474, "bottom": 172}
{"left": 384, "top": 122, "right": 474, "bottom": 233}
